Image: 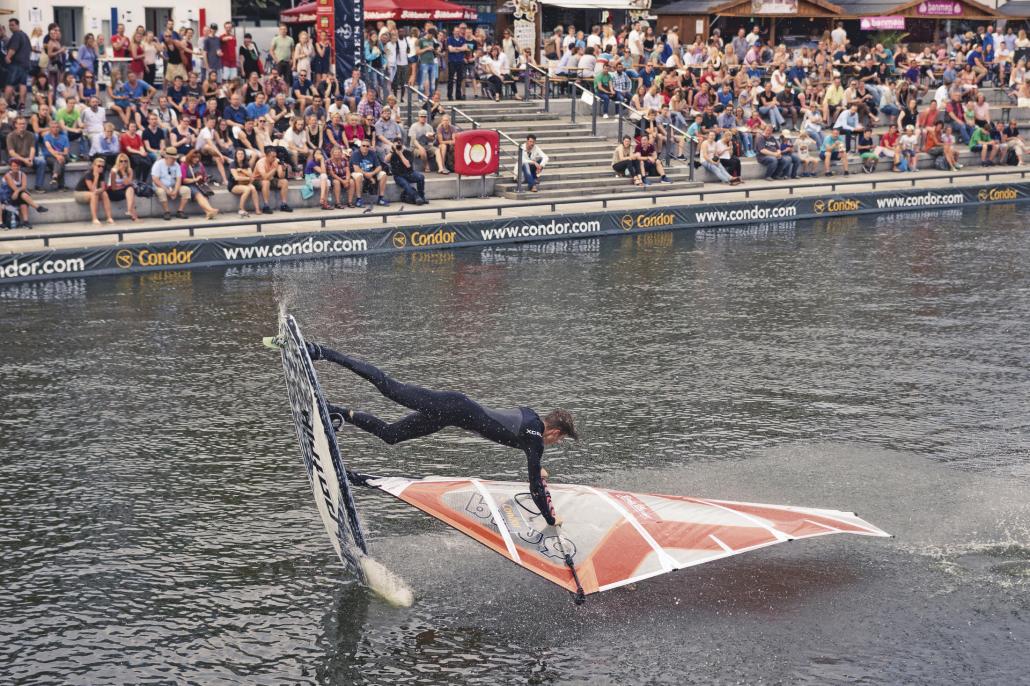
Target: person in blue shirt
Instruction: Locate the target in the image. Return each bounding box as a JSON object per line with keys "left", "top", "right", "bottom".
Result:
{"left": 245, "top": 92, "right": 270, "bottom": 120}
{"left": 446, "top": 26, "right": 469, "bottom": 100}
{"left": 41, "top": 119, "right": 70, "bottom": 190}
{"left": 819, "top": 128, "right": 850, "bottom": 176}
{"left": 165, "top": 74, "right": 189, "bottom": 111}
{"left": 350, "top": 139, "right": 388, "bottom": 207}
{"left": 222, "top": 92, "right": 247, "bottom": 125}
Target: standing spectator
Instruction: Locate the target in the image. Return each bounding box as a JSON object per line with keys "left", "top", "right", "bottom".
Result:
{"left": 447, "top": 26, "right": 469, "bottom": 100}
{"left": 202, "top": 24, "right": 222, "bottom": 81}
{"left": 238, "top": 33, "right": 261, "bottom": 79}
{"left": 151, "top": 147, "right": 188, "bottom": 220}
{"left": 270, "top": 25, "right": 294, "bottom": 77}
{"left": 4, "top": 18, "right": 31, "bottom": 113}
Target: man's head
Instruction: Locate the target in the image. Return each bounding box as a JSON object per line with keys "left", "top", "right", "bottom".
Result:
{"left": 542, "top": 408, "right": 578, "bottom": 444}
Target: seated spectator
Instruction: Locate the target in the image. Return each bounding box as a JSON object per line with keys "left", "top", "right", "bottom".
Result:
{"left": 350, "top": 138, "right": 388, "bottom": 207}
{"left": 716, "top": 130, "right": 743, "bottom": 184}
{"left": 969, "top": 122, "right": 1002, "bottom": 165}
{"left": 326, "top": 145, "right": 355, "bottom": 209}
{"left": 517, "top": 134, "right": 549, "bottom": 192}
{"left": 924, "top": 121, "right": 960, "bottom": 171}
{"left": 227, "top": 148, "right": 262, "bottom": 218}
{"left": 876, "top": 124, "right": 902, "bottom": 171}
{"left": 195, "top": 115, "right": 231, "bottom": 185}
{"left": 41, "top": 119, "right": 70, "bottom": 191}
{"left": 106, "top": 153, "right": 140, "bottom": 221}
{"left": 302, "top": 148, "right": 332, "bottom": 210}
{"left": 778, "top": 130, "right": 802, "bottom": 180}
{"left": 898, "top": 124, "right": 921, "bottom": 172}
{"left": 282, "top": 117, "right": 314, "bottom": 177}
{"left": 74, "top": 157, "right": 115, "bottom": 225}
{"left": 151, "top": 147, "right": 189, "bottom": 220}
{"left": 373, "top": 107, "right": 403, "bottom": 159}
{"left": 5, "top": 117, "right": 47, "bottom": 193}
{"left": 253, "top": 145, "right": 293, "bottom": 214}
{"left": 699, "top": 130, "right": 733, "bottom": 185}
{"left": 612, "top": 135, "right": 644, "bottom": 187}
{"left": 856, "top": 128, "right": 878, "bottom": 172}
{"left": 386, "top": 138, "right": 427, "bottom": 205}
{"left": 796, "top": 130, "right": 820, "bottom": 177}
{"left": 1001, "top": 119, "right": 1025, "bottom": 165}
{"left": 435, "top": 114, "right": 458, "bottom": 174}
{"left": 119, "top": 119, "right": 151, "bottom": 180}
{"left": 407, "top": 111, "right": 437, "bottom": 173}
{"left": 90, "top": 122, "right": 121, "bottom": 169}
{"left": 756, "top": 125, "right": 788, "bottom": 180}
{"left": 180, "top": 149, "right": 220, "bottom": 219}
{"left": 0, "top": 159, "right": 48, "bottom": 228}
{"left": 635, "top": 131, "right": 670, "bottom": 184}
{"left": 820, "top": 128, "right": 850, "bottom": 176}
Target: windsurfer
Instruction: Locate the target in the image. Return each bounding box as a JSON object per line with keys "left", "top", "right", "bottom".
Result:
{"left": 306, "top": 343, "right": 578, "bottom": 526}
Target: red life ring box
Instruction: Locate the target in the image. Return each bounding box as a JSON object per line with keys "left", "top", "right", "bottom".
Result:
{"left": 454, "top": 129, "right": 500, "bottom": 176}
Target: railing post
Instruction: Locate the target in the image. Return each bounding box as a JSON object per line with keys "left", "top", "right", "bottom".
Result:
{"left": 570, "top": 87, "right": 576, "bottom": 124}
{"left": 591, "top": 93, "right": 598, "bottom": 136}
{"left": 688, "top": 138, "right": 695, "bottom": 182}
{"left": 407, "top": 90, "right": 414, "bottom": 127}
{"left": 523, "top": 67, "right": 531, "bottom": 101}
{"left": 617, "top": 102, "right": 624, "bottom": 141}
{"left": 664, "top": 122, "right": 672, "bottom": 166}
{"left": 516, "top": 146, "right": 524, "bottom": 193}
{"left": 544, "top": 74, "right": 550, "bottom": 112}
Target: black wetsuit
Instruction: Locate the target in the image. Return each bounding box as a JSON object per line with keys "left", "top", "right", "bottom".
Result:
{"left": 313, "top": 345, "right": 556, "bottom": 525}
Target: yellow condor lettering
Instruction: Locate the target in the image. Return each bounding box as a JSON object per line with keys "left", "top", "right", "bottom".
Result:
{"left": 410, "top": 228, "right": 457, "bottom": 247}
{"left": 501, "top": 503, "right": 522, "bottom": 531}
{"left": 635, "top": 212, "right": 675, "bottom": 228}
{"left": 986, "top": 187, "right": 1018, "bottom": 201}
{"left": 826, "top": 198, "right": 861, "bottom": 213}
{"left": 137, "top": 248, "right": 194, "bottom": 267}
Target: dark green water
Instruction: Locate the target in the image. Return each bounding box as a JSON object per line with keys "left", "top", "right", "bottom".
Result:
{"left": 2, "top": 204, "right": 1028, "bottom": 684}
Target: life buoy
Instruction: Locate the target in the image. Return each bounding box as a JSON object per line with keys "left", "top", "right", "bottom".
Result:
{"left": 454, "top": 129, "right": 500, "bottom": 176}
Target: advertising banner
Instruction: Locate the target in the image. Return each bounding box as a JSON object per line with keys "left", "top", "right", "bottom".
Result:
{"left": 752, "top": 0, "right": 798, "bottom": 14}
{"left": 916, "top": 1, "right": 964, "bottom": 16}
{"left": 861, "top": 17, "right": 906, "bottom": 31}
{"left": 1, "top": 184, "right": 1027, "bottom": 284}
{"left": 334, "top": 0, "right": 364, "bottom": 80}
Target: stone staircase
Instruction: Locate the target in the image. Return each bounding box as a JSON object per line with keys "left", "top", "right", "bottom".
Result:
{"left": 446, "top": 99, "right": 701, "bottom": 200}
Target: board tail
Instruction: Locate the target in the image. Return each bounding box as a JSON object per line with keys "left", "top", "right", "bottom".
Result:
{"left": 272, "top": 313, "right": 414, "bottom": 606}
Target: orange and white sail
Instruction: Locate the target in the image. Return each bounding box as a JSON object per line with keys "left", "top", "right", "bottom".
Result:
{"left": 368, "top": 476, "right": 890, "bottom": 596}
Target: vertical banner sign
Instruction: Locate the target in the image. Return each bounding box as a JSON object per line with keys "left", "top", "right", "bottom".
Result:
{"left": 334, "top": 0, "right": 364, "bottom": 80}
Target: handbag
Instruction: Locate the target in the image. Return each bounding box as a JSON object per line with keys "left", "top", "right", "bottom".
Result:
{"left": 195, "top": 181, "right": 215, "bottom": 197}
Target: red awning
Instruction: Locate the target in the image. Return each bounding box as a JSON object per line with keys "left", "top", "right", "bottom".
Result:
{"left": 280, "top": 0, "right": 477, "bottom": 24}
{"left": 281, "top": 1, "right": 318, "bottom": 24}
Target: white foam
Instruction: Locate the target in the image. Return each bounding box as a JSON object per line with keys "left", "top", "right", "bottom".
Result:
{"left": 360, "top": 555, "right": 416, "bottom": 607}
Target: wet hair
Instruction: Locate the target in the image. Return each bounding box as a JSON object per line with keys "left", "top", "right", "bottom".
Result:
{"left": 543, "top": 409, "right": 578, "bottom": 440}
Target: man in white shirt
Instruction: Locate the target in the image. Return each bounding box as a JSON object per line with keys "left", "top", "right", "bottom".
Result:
{"left": 586, "top": 25, "right": 602, "bottom": 50}
{"left": 746, "top": 26, "right": 761, "bottom": 47}
{"left": 831, "top": 22, "right": 847, "bottom": 49}
{"left": 195, "top": 114, "right": 230, "bottom": 185}
{"left": 627, "top": 22, "right": 643, "bottom": 63}
{"left": 517, "top": 134, "right": 548, "bottom": 192}
{"left": 578, "top": 48, "right": 596, "bottom": 79}
{"left": 80, "top": 96, "right": 107, "bottom": 151}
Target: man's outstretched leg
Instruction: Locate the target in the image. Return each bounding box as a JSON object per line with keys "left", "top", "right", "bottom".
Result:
{"left": 309, "top": 343, "right": 463, "bottom": 417}
{"left": 327, "top": 402, "right": 446, "bottom": 445}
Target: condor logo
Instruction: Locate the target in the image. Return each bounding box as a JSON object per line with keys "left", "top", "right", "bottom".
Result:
{"left": 115, "top": 247, "right": 194, "bottom": 268}
{"left": 814, "top": 198, "right": 861, "bottom": 214}
{"left": 978, "top": 187, "right": 1019, "bottom": 201}
{"left": 392, "top": 232, "right": 407, "bottom": 248}
{"left": 621, "top": 212, "right": 676, "bottom": 230}
{"left": 408, "top": 228, "right": 457, "bottom": 247}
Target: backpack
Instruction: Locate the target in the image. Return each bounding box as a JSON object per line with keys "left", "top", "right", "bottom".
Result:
{"left": 934, "top": 155, "right": 950, "bottom": 170}
{"left": 1006, "top": 148, "right": 1019, "bottom": 166}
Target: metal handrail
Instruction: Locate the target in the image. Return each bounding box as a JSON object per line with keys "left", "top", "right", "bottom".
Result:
{"left": 5, "top": 168, "right": 1025, "bottom": 248}
{"left": 363, "top": 63, "right": 526, "bottom": 189}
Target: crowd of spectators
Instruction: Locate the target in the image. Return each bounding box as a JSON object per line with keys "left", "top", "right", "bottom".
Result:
{"left": 0, "top": 14, "right": 1028, "bottom": 227}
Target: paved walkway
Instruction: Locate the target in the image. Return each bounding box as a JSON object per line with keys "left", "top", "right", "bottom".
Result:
{"left": 2, "top": 167, "right": 1027, "bottom": 254}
